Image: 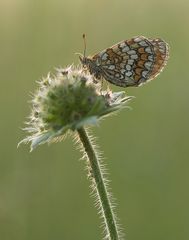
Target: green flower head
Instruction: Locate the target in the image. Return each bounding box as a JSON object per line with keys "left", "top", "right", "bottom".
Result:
{"left": 19, "top": 66, "right": 132, "bottom": 151}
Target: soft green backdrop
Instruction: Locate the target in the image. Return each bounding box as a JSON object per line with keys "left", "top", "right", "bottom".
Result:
{"left": 0, "top": 0, "right": 188, "bottom": 239}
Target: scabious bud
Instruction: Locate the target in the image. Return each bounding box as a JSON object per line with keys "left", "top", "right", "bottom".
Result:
{"left": 19, "top": 66, "right": 132, "bottom": 151}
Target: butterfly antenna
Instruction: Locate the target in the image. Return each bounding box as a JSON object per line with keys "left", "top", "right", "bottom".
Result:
{"left": 83, "top": 34, "right": 87, "bottom": 58}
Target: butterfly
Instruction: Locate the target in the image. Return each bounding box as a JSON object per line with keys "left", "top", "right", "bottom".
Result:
{"left": 79, "top": 35, "right": 169, "bottom": 87}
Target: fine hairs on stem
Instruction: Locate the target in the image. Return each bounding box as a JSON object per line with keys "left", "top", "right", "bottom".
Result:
{"left": 74, "top": 128, "right": 124, "bottom": 240}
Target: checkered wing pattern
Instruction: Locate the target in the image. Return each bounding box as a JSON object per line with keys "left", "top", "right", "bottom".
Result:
{"left": 88, "top": 36, "right": 169, "bottom": 87}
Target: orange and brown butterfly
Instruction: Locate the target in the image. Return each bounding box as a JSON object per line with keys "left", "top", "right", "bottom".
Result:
{"left": 79, "top": 34, "right": 169, "bottom": 87}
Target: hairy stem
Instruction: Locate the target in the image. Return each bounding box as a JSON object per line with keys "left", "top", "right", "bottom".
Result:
{"left": 77, "top": 127, "right": 120, "bottom": 240}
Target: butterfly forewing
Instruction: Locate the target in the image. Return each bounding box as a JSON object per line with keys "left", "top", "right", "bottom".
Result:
{"left": 82, "top": 36, "right": 169, "bottom": 87}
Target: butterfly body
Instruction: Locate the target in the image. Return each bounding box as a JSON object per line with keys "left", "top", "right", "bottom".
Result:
{"left": 79, "top": 36, "right": 169, "bottom": 87}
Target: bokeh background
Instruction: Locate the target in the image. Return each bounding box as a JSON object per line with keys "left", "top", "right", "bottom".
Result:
{"left": 0, "top": 0, "right": 189, "bottom": 239}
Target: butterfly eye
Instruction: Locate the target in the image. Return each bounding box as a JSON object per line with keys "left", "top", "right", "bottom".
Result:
{"left": 83, "top": 64, "right": 88, "bottom": 70}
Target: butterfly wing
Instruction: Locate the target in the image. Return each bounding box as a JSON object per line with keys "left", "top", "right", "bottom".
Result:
{"left": 92, "top": 36, "right": 169, "bottom": 87}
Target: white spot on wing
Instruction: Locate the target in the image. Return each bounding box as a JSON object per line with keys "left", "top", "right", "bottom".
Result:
{"left": 130, "top": 54, "right": 138, "bottom": 60}
{"left": 119, "top": 42, "right": 126, "bottom": 48}
{"left": 100, "top": 53, "right": 108, "bottom": 60}
{"left": 122, "top": 46, "right": 130, "bottom": 52}
{"left": 145, "top": 47, "right": 152, "bottom": 54}
{"left": 142, "top": 70, "right": 148, "bottom": 78}
{"left": 127, "top": 50, "right": 136, "bottom": 55}
{"left": 126, "top": 64, "right": 132, "bottom": 70}
{"left": 126, "top": 71, "right": 132, "bottom": 77}
{"left": 148, "top": 55, "right": 154, "bottom": 61}
{"left": 145, "top": 61, "right": 153, "bottom": 70}
{"left": 134, "top": 37, "right": 143, "bottom": 42}
{"left": 108, "top": 65, "right": 115, "bottom": 70}
{"left": 128, "top": 59, "right": 134, "bottom": 65}
{"left": 139, "top": 41, "right": 149, "bottom": 47}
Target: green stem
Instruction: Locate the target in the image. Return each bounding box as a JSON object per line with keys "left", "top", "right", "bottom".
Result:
{"left": 77, "top": 127, "right": 120, "bottom": 240}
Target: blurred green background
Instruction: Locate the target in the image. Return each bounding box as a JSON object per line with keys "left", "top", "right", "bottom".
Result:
{"left": 0, "top": 0, "right": 189, "bottom": 239}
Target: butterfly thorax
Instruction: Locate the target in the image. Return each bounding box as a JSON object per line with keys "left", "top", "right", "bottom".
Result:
{"left": 79, "top": 56, "right": 102, "bottom": 79}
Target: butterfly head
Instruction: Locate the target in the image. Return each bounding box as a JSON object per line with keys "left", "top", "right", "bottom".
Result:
{"left": 77, "top": 34, "right": 93, "bottom": 69}
{"left": 78, "top": 54, "right": 91, "bottom": 68}
{"left": 78, "top": 34, "right": 102, "bottom": 79}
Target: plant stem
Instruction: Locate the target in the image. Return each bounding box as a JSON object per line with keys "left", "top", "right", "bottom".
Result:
{"left": 77, "top": 127, "right": 120, "bottom": 240}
